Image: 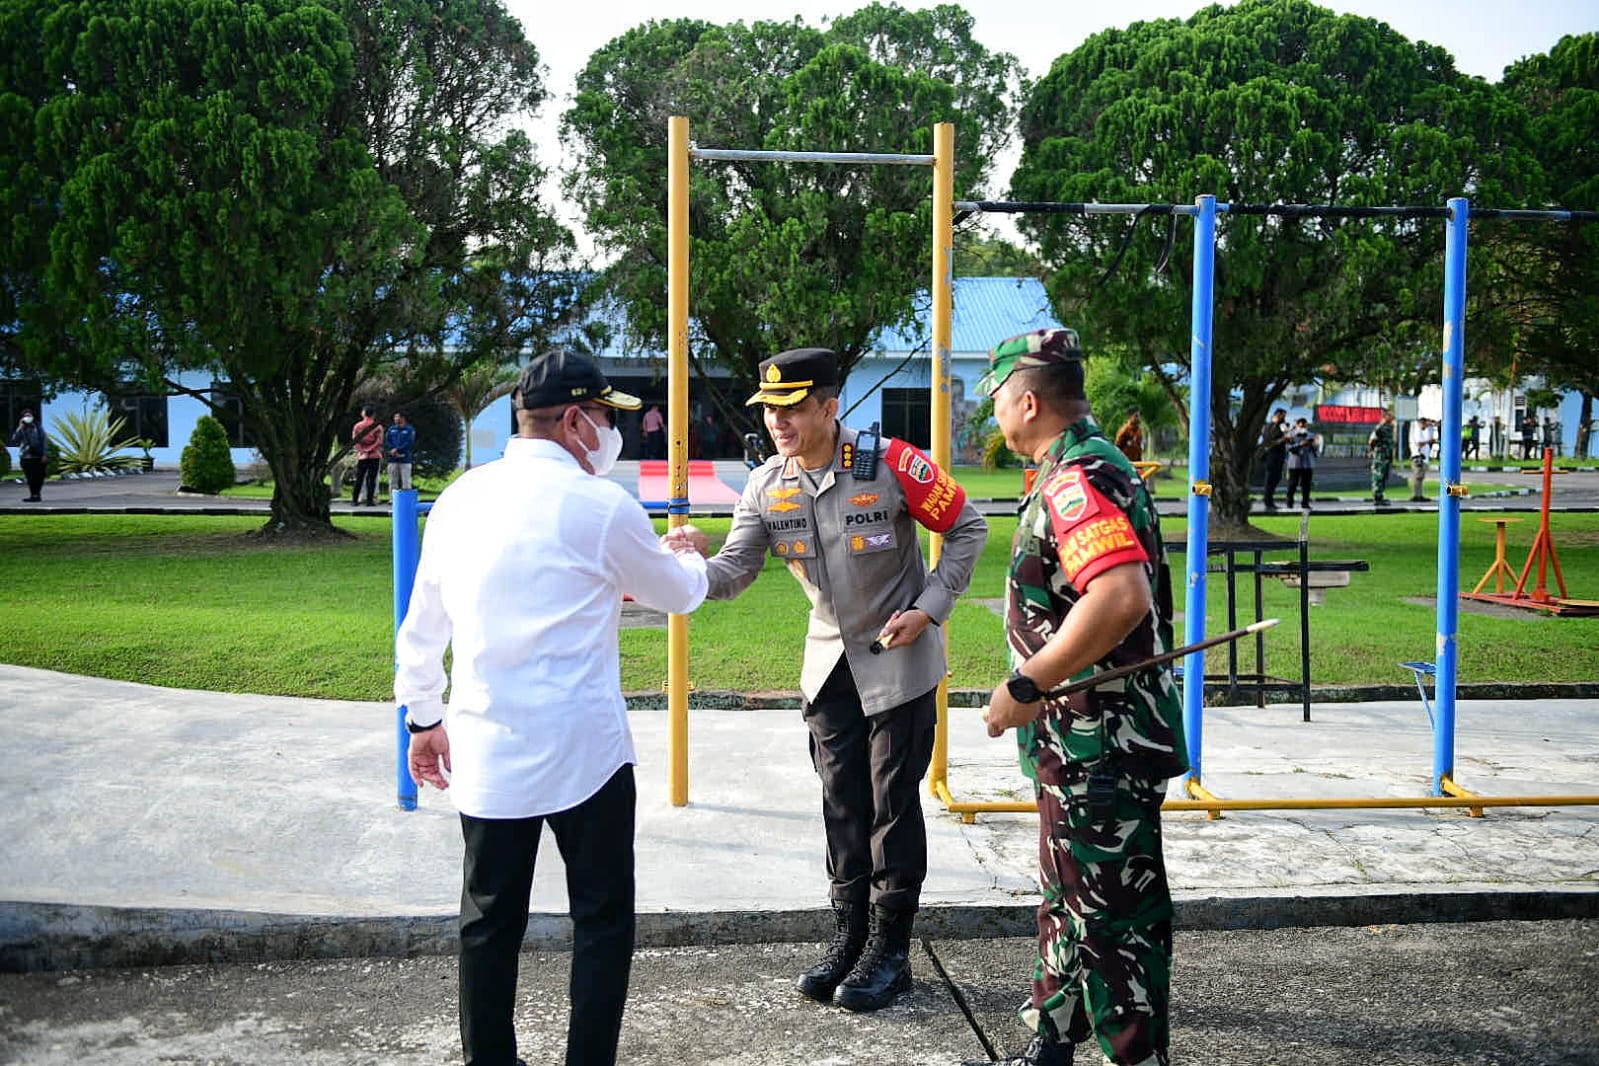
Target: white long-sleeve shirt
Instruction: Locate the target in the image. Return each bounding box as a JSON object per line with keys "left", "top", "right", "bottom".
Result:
{"left": 394, "top": 437, "right": 708, "bottom": 818}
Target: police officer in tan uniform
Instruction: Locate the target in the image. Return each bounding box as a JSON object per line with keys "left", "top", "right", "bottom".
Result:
{"left": 668, "top": 348, "right": 987, "bottom": 1012}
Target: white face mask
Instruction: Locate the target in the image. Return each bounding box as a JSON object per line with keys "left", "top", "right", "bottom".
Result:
{"left": 21, "top": 415, "right": 33, "bottom": 425}
{"left": 580, "top": 410, "right": 623, "bottom": 476}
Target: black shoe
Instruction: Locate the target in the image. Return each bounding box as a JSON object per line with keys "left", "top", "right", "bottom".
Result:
{"left": 992, "top": 1033, "right": 1074, "bottom": 1066}
{"left": 1263, "top": 502, "right": 1277, "bottom": 511}
{"left": 796, "top": 898, "right": 868, "bottom": 1002}
{"left": 834, "top": 904, "right": 914, "bottom": 1012}
{"left": 25, "top": 495, "right": 40, "bottom": 502}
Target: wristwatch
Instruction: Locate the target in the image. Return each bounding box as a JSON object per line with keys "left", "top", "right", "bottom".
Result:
{"left": 405, "top": 718, "right": 442, "bottom": 735}
{"left": 1005, "top": 670, "right": 1044, "bottom": 704}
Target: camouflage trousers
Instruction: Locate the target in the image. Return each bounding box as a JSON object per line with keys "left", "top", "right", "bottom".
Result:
{"left": 1020, "top": 771, "right": 1173, "bottom": 1066}
{"left": 1371, "top": 456, "right": 1392, "bottom": 499}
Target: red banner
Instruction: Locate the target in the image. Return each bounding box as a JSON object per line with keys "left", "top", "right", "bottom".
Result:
{"left": 1316, "top": 404, "right": 1385, "bottom": 424}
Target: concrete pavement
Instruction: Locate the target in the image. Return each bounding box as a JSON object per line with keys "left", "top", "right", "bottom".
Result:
{"left": 3, "top": 663, "right": 1596, "bottom": 975}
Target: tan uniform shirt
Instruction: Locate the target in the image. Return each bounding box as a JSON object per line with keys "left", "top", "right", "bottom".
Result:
{"left": 705, "top": 424, "right": 988, "bottom": 714}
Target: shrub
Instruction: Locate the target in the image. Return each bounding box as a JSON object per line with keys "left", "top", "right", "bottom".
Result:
{"left": 180, "top": 415, "right": 237, "bottom": 493}
{"left": 47, "top": 407, "right": 142, "bottom": 473}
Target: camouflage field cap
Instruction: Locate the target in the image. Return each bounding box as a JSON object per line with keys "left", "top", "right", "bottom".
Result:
{"left": 976, "top": 328, "right": 1083, "bottom": 397}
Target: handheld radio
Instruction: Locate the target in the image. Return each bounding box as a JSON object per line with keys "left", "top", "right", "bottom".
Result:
{"left": 852, "top": 421, "right": 881, "bottom": 480}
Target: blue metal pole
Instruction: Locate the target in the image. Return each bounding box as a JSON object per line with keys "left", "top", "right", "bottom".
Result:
{"left": 392, "top": 488, "right": 421, "bottom": 811}
{"left": 1433, "top": 198, "right": 1468, "bottom": 795}
{"left": 1182, "top": 194, "right": 1218, "bottom": 784}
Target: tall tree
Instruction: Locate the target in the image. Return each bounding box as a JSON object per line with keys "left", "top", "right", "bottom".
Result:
{"left": 0, "top": 0, "right": 579, "bottom": 535}
{"left": 1499, "top": 34, "right": 1599, "bottom": 458}
{"left": 1010, "top": 0, "right": 1534, "bottom": 528}
{"left": 561, "top": 3, "right": 1019, "bottom": 437}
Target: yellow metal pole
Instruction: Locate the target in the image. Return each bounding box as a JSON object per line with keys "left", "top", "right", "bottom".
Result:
{"left": 933, "top": 789, "right": 1599, "bottom": 819}
{"left": 667, "top": 115, "right": 691, "bottom": 807}
{"left": 928, "top": 122, "right": 955, "bottom": 798}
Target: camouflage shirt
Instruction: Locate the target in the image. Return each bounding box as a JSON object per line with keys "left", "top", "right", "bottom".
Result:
{"left": 1007, "top": 418, "right": 1188, "bottom": 785}
{"left": 1368, "top": 420, "right": 1395, "bottom": 461}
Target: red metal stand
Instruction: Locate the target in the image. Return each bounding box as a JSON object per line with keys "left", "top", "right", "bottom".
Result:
{"left": 1462, "top": 448, "right": 1599, "bottom": 616}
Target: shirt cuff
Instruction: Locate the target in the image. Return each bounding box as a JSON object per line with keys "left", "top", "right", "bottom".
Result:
{"left": 913, "top": 586, "right": 954, "bottom": 626}
{"left": 400, "top": 699, "right": 445, "bottom": 729}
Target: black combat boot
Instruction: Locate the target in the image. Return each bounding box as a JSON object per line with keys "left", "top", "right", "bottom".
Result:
{"left": 833, "top": 904, "right": 914, "bottom": 1012}
{"left": 998, "top": 1033, "right": 1074, "bottom": 1065}
{"left": 795, "top": 897, "right": 868, "bottom": 1002}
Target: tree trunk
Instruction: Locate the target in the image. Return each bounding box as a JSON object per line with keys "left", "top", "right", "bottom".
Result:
{"left": 1207, "top": 415, "right": 1258, "bottom": 536}
{"left": 241, "top": 345, "right": 355, "bottom": 541}
{"left": 1577, "top": 391, "right": 1594, "bottom": 461}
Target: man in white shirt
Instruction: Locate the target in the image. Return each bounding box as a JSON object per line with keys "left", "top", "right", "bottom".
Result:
{"left": 1409, "top": 417, "right": 1439, "bottom": 501}
{"left": 396, "top": 349, "right": 708, "bottom": 1066}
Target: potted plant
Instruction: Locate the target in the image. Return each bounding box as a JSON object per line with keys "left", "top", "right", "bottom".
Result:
{"left": 137, "top": 438, "right": 155, "bottom": 472}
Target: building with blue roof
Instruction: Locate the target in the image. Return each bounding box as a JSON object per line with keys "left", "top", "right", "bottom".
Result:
{"left": 2, "top": 277, "right": 1062, "bottom": 472}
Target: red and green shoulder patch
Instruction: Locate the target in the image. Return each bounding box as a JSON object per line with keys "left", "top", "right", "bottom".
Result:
{"left": 885, "top": 438, "right": 966, "bottom": 533}
{"left": 1041, "top": 466, "right": 1147, "bottom": 587}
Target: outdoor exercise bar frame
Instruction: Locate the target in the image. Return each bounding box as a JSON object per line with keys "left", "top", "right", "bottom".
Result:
{"left": 931, "top": 195, "right": 1599, "bottom": 820}
{"left": 386, "top": 168, "right": 1599, "bottom": 816}
{"left": 663, "top": 118, "right": 958, "bottom": 806}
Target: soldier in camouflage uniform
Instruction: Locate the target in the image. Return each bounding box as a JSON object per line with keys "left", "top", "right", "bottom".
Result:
{"left": 1368, "top": 411, "right": 1396, "bottom": 506}
{"left": 977, "top": 329, "right": 1188, "bottom": 1066}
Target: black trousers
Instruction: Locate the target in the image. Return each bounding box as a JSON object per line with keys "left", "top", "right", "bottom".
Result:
{"left": 803, "top": 657, "right": 938, "bottom": 913}
{"left": 352, "top": 458, "right": 380, "bottom": 503}
{"left": 20, "top": 456, "right": 46, "bottom": 498}
{"left": 1262, "top": 450, "right": 1285, "bottom": 506}
{"left": 458, "top": 765, "right": 636, "bottom": 1066}
{"left": 1286, "top": 468, "right": 1313, "bottom": 508}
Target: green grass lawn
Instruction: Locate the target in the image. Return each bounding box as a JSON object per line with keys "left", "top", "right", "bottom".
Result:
{"left": 2, "top": 511, "right": 1595, "bottom": 701}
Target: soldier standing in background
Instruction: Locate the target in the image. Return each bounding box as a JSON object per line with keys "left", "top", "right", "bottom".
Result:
{"left": 979, "top": 329, "right": 1186, "bottom": 1066}
{"left": 1258, "top": 408, "right": 1288, "bottom": 511}
{"left": 1368, "top": 410, "right": 1396, "bottom": 506}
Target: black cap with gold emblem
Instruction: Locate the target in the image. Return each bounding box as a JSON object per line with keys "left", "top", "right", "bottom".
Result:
{"left": 513, "top": 348, "right": 641, "bottom": 411}
{"left": 745, "top": 347, "right": 840, "bottom": 407}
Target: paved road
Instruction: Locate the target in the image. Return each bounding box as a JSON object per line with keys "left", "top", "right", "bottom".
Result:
{"left": 6, "top": 464, "right": 1599, "bottom": 518}
{"left": 1, "top": 920, "right": 1594, "bottom": 1065}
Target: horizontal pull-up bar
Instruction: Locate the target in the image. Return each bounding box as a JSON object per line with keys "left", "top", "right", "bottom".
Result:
{"left": 691, "top": 148, "right": 934, "bottom": 166}
{"left": 956, "top": 199, "right": 1599, "bottom": 223}
{"left": 955, "top": 200, "right": 1196, "bottom": 216}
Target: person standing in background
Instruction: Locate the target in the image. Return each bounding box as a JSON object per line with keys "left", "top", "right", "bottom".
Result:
{"left": 1284, "top": 417, "right": 1318, "bottom": 510}
{"left": 1113, "top": 410, "right": 1143, "bottom": 463}
{"left": 1410, "top": 417, "right": 1438, "bottom": 500}
{"left": 1259, "top": 408, "right": 1288, "bottom": 511}
{"left": 1368, "top": 410, "right": 1396, "bottom": 507}
{"left": 9, "top": 408, "right": 48, "bottom": 502}
{"left": 350, "top": 406, "right": 384, "bottom": 506}
{"left": 641, "top": 404, "right": 666, "bottom": 460}
{"left": 385, "top": 411, "right": 417, "bottom": 499}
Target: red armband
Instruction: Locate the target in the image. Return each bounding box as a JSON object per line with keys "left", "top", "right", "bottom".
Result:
{"left": 1040, "top": 466, "right": 1148, "bottom": 588}
{"left": 885, "top": 438, "right": 966, "bottom": 533}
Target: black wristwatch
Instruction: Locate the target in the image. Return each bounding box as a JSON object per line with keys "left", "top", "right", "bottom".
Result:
{"left": 1006, "top": 670, "right": 1045, "bottom": 704}
{"left": 405, "top": 718, "right": 442, "bottom": 735}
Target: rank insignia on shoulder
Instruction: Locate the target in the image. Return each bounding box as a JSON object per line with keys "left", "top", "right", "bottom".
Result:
{"left": 841, "top": 442, "right": 854, "bottom": 471}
